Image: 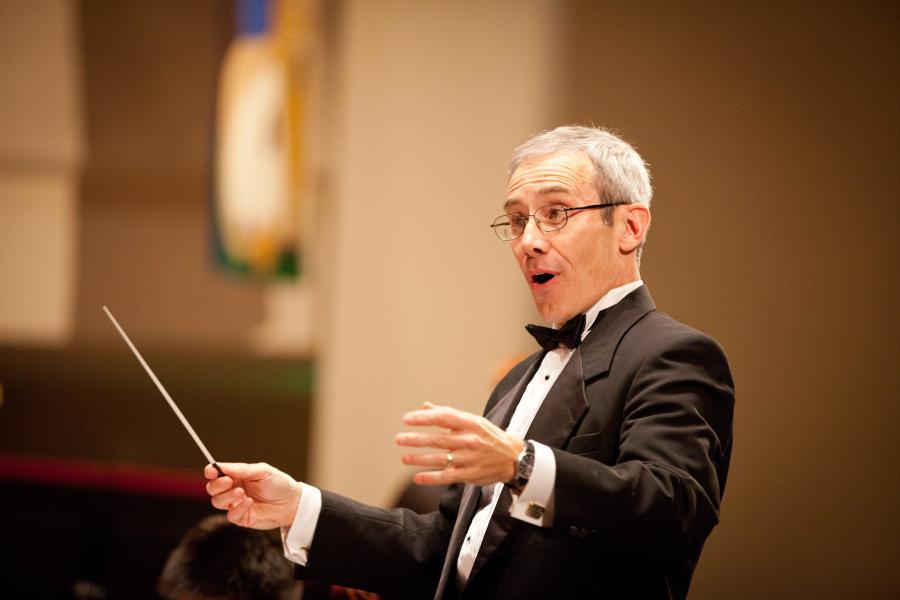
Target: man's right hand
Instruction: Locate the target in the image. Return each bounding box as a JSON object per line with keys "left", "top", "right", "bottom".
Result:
{"left": 205, "top": 462, "right": 302, "bottom": 530}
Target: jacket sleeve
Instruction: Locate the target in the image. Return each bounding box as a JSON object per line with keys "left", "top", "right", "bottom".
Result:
{"left": 293, "top": 484, "right": 462, "bottom": 598}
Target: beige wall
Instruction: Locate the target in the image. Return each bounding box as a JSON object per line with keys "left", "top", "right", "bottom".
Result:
{"left": 310, "top": 0, "right": 565, "bottom": 505}
{"left": 0, "top": 0, "right": 82, "bottom": 344}
{"left": 559, "top": 3, "right": 899, "bottom": 598}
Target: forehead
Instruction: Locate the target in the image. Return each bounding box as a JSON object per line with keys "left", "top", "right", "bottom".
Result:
{"left": 505, "top": 152, "right": 596, "bottom": 205}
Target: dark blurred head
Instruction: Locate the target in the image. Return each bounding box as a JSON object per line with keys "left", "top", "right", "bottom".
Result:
{"left": 157, "top": 515, "right": 300, "bottom": 600}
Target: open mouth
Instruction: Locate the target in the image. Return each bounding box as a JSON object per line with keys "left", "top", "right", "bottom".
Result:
{"left": 531, "top": 273, "right": 556, "bottom": 285}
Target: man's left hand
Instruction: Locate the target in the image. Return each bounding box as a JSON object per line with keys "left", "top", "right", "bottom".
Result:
{"left": 396, "top": 402, "right": 524, "bottom": 486}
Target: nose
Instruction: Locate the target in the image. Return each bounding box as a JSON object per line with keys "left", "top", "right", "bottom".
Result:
{"left": 518, "top": 217, "right": 548, "bottom": 255}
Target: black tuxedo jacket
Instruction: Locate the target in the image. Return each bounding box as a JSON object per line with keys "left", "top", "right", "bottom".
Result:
{"left": 295, "top": 287, "right": 734, "bottom": 599}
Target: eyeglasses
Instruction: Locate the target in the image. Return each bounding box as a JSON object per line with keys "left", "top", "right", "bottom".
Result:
{"left": 490, "top": 203, "right": 625, "bottom": 241}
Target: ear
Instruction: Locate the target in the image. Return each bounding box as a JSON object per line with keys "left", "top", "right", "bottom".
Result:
{"left": 619, "top": 203, "right": 651, "bottom": 254}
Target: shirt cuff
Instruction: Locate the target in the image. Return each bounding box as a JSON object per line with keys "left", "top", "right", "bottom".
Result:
{"left": 508, "top": 440, "right": 555, "bottom": 526}
{"left": 281, "top": 482, "right": 322, "bottom": 565}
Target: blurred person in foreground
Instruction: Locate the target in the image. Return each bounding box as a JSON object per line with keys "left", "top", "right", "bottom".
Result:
{"left": 157, "top": 514, "right": 301, "bottom": 600}
{"left": 205, "top": 125, "right": 734, "bottom": 599}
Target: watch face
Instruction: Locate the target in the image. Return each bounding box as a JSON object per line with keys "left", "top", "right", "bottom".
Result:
{"left": 518, "top": 447, "right": 535, "bottom": 478}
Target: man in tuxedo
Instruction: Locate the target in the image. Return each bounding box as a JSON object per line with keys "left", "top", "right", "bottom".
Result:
{"left": 205, "top": 126, "right": 734, "bottom": 599}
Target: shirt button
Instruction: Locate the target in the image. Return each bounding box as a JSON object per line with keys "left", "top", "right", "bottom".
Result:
{"left": 544, "top": 374, "right": 550, "bottom": 380}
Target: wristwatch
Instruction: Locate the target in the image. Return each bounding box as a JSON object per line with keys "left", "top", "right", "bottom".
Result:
{"left": 506, "top": 440, "right": 535, "bottom": 493}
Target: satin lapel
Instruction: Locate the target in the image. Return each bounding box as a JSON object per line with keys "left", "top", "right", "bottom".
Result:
{"left": 433, "top": 353, "right": 541, "bottom": 599}
{"left": 527, "top": 287, "right": 656, "bottom": 446}
{"left": 484, "top": 353, "right": 542, "bottom": 427}
{"left": 525, "top": 346, "right": 588, "bottom": 448}
{"left": 461, "top": 287, "right": 659, "bottom": 592}
{"left": 579, "top": 285, "right": 657, "bottom": 382}
{"left": 434, "top": 484, "right": 481, "bottom": 600}
{"left": 466, "top": 345, "right": 589, "bottom": 584}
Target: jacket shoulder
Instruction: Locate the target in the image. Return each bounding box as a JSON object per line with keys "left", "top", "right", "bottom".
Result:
{"left": 624, "top": 310, "right": 734, "bottom": 389}
{"left": 630, "top": 310, "right": 729, "bottom": 355}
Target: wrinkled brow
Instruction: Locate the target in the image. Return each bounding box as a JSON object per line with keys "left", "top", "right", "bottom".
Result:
{"left": 535, "top": 185, "right": 573, "bottom": 196}
{"left": 504, "top": 185, "right": 573, "bottom": 210}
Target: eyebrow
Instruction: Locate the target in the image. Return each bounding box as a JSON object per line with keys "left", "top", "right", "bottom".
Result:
{"left": 503, "top": 185, "right": 574, "bottom": 210}
{"left": 535, "top": 185, "right": 573, "bottom": 196}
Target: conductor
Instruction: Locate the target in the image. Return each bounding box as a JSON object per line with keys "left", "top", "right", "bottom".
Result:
{"left": 205, "top": 125, "right": 734, "bottom": 600}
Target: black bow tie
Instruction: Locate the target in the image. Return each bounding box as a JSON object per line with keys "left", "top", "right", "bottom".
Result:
{"left": 525, "top": 314, "right": 586, "bottom": 352}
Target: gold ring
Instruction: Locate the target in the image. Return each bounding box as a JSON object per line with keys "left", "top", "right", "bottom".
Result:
{"left": 444, "top": 452, "right": 454, "bottom": 469}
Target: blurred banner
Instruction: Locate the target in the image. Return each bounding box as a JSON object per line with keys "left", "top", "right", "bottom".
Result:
{"left": 211, "top": 0, "right": 317, "bottom": 279}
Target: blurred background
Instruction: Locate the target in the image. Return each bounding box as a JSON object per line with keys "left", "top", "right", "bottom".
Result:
{"left": 0, "top": 0, "right": 897, "bottom": 598}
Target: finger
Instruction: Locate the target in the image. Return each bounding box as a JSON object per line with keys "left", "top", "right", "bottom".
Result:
{"left": 395, "top": 432, "right": 474, "bottom": 449}
{"left": 227, "top": 496, "right": 253, "bottom": 526}
{"left": 413, "top": 467, "right": 475, "bottom": 486}
{"left": 211, "top": 486, "right": 246, "bottom": 511}
{"left": 204, "top": 464, "right": 222, "bottom": 480}
{"left": 206, "top": 476, "right": 234, "bottom": 496}
{"left": 401, "top": 452, "right": 465, "bottom": 468}
{"left": 412, "top": 469, "right": 448, "bottom": 485}
{"left": 402, "top": 406, "right": 476, "bottom": 430}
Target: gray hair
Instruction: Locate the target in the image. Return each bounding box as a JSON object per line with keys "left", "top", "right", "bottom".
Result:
{"left": 508, "top": 125, "right": 652, "bottom": 261}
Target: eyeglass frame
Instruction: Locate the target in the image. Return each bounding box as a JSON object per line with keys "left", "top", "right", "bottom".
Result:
{"left": 490, "top": 202, "right": 626, "bottom": 241}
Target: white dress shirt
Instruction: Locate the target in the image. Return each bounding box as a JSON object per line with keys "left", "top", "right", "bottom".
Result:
{"left": 283, "top": 280, "right": 645, "bottom": 580}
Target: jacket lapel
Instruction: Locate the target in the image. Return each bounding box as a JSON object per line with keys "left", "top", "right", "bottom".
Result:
{"left": 434, "top": 353, "right": 542, "bottom": 600}
{"left": 484, "top": 352, "right": 543, "bottom": 427}
{"left": 434, "top": 484, "right": 481, "bottom": 600}
{"left": 578, "top": 285, "right": 656, "bottom": 384}
{"left": 463, "top": 350, "right": 589, "bottom": 588}
{"left": 525, "top": 346, "right": 587, "bottom": 448}
{"left": 525, "top": 287, "right": 658, "bottom": 460}
{"left": 464, "top": 286, "right": 658, "bottom": 590}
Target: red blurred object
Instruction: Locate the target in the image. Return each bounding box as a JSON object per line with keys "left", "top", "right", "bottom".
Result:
{"left": 0, "top": 453, "right": 207, "bottom": 498}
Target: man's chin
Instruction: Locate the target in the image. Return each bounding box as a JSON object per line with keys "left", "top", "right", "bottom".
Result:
{"left": 534, "top": 303, "right": 573, "bottom": 326}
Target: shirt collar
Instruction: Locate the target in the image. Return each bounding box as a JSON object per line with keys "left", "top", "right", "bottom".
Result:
{"left": 579, "top": 280, "right": 644, "bottom": 340}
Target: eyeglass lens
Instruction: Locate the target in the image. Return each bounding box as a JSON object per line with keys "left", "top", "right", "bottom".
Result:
{"left": 492, "top": 205, "right": 569, "bottom": 240}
